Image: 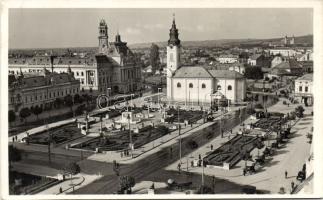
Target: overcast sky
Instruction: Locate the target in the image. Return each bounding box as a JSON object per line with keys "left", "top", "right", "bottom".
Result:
{"left": 9, "top": 8, "right": 313, "bottom": 49}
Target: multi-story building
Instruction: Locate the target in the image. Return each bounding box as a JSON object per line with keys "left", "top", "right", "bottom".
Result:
{"left": 9, "top": 68, "right": 80, "bottom": 113}
{"left": 294, "top": 73, "right": 313, "bottom": 105}
{"left": 8, "top": 19, "right": 142, "bottom": 95}
{"left": 217, "top": 54, "right": 239, "bottom": 64}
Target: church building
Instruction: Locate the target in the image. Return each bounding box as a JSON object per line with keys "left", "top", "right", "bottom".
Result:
{"left": 166, "top": 17, "right": 246, "bottom": 105}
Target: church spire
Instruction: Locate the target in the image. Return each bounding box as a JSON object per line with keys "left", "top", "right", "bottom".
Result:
{"left": 168, "top": 14, "right": 181, "bottom": 46}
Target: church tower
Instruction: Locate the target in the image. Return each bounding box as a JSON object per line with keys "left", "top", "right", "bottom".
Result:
{"left": 98, "top": 19, "right": 109, "bottom": 54}
{"left": 166, "top": 15, "right": 181, "bottom": 100}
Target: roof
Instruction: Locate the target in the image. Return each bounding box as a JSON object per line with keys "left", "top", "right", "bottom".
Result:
{"left": 297, "top": 73, "right": 313, "bottom": 81}
{"left": 219, "top": 54, "right": 239, "bottom": 58}
{"left": 273, "top": 59, "right": 302, "bottom": 69}
{"left": 249, "top": 54, "right": 263, "bottom": 60}
{"left": 173, "top": 66, "right": 212, "bottom": 78}
{"left": 208, "top": 70, "right": 244, "bottom": 79}
{"left": 9, "top": 72, "right": 78, "bottom": 89}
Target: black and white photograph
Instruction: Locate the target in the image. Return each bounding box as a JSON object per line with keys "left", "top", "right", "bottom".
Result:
{"left": 1, "top": 0, "right": 323, "bottom": 199}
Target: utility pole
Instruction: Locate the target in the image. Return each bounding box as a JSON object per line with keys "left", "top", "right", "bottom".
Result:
{"left": 46, "top": 123, "right": 51, "bottom": 164}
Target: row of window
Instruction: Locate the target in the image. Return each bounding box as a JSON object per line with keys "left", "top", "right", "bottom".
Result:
{"left": 299, "top": 86, "right": 309, "bottom": 92}
{"left": 176, "top": 83, "right": 232, "bottom": 90}
{"left": 21, "top": 87, "right": 79, "bottom": 104}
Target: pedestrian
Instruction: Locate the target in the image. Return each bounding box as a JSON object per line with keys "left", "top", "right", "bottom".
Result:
{"left": 177, "top": 163, "right": 181, "bottom": 174}
{"left": 191, "top": 160, "right": 194, "bottom": 167}
{"left": 210, "top": 144, "right": 213, "bottom": 151}
{"left": 15, "top": 135, "right": 18, "bottom": 141}
{"left": 285, "top": 170, "right": 288, "bottom": 179}
{"left": 170, "top": 147, "right": 173, "bottom": 154}
{"left": 291, "top": 181, "right": 295, "bottom": 190}
{"left": 199, "top": 154, "right": 201, "bottom": 160}
{"left": 120, "top": 152, "right": 123, "bottom": 158}
{"left": 12, "top": 137, "right": 15, "bottom": 142}
{"left": 243, "top": 169, "right": 246, "bottom": 176}
{"left": 191, "top": 122, "right": 193, "bottom": 128}
{"left": 59, "top": 187, "right": 63, "bottom": 193}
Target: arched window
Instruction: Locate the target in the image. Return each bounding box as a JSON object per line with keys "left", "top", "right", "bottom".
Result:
{"left": 177, "top": 83, "right": 181, "bottom": 88}
{"left": 228, "top": 85, "right": 232, "bottom": 90}
{"left": 189, "top": 83, "right": 193, "bottom": 88}
{"left": 201, "top": 83, "right": 206, "bottom": 89}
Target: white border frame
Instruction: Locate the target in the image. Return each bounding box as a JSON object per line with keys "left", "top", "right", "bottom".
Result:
{"left": 1, "top": 0, "right": 322, "bottom": 199}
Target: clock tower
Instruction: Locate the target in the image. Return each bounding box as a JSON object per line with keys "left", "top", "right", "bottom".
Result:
{"left": 98, "top": 19, "right": 109, "bottom": 54}
{"left": 167, "top": 14, "right": 181, "bottom": 100}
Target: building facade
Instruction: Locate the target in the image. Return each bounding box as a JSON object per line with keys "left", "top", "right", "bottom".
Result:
{"left": 9, "top": 69, "right": 80, "bottom": 113}
{"left": 294, "top": 73, "right": 313, "bottom": 105}
{"left": 9, "top": 19, "right": 142, "bottom": 95}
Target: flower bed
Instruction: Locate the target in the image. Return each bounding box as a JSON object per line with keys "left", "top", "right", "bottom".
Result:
{"left": 23, "top": 123, "right": 83, "bottom": 145}
{"left": 203, "top": 135, "right": 259, "bottom": 168}
{"left": 70, "top": 125, "right": 170, "bottom": 152}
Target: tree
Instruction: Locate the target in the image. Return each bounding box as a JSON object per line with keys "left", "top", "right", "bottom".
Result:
{"left": 254, "top": 103, "right": 264, "bottom": 110}
{"left": 8, "top": 110, "right": 16, "bottom": 124}
{"left": 19, "top": 107, "right": 31, "bottom": 123}
{"left": 9, "top": 145, "right": 21, "bottom": 167}
{"left": 63, "top": 162, "right": 81, "bottom": 181}
{"left": 119, "top": 176, "right": 135, "bottom": 194}
{"left": 64, "top": 95, "right": 74, "bottom": 113}
{"left": 54, "top": 98, "right": 63, "bottom": 108}
{"left": 73, "top": 94, "right": 82, "bottom": 104}
{"left": 244, "top": 66, "right": 264, "bottom": 80}
{"left": 31, "top": 105, "right": 43, "bottom": 120}
{"left": 149, "top": 43, "right": 160, "bottom": 72}
{"left": 295, "top": 105, "right": 305, "bottom": 118}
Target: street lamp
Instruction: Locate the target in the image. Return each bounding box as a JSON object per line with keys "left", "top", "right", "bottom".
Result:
{"left": 127, "top": 114, "right": 133, "bottom": 158}
{"left": 107, "top": 87, "right": 111, "bottom": 106}
{"left": 174, "top": 101, "right": 185, "bottom": 164}
{"left": 203, "top": 93, "right": 212, "bottom": 123}
{"left": 158, "top": 88, "right": 162, "bottom": 111}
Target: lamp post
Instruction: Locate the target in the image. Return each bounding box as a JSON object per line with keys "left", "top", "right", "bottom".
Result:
{"left": 127, "top": 114, "right": 133, "bottom": 158}
{"left": 174, "top": 101, "right": 185, "bottom": 164}
{"left": 46, "top": 123, "right": 51, "bottom": 164}
{"left": 158, "top": 88, "right": 162, "bottom": 112}
{"left": 130, "top": 93, "right": 134, "bottom": 108}
{"left": 107, "top": 87, "right": 111, "bottom": 106}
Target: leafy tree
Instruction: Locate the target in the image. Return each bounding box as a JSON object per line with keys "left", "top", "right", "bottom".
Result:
{"left": 19, "top": 107, "right": 31, "bottom": 123}
{"left": 31, "top": 105, "right": 43, "bottom": 120}
{"left": 8, "top": 110, "right": 16, "bottom": 124}
{"left": 75, "top": 104, "right": 86, "bottom": 115}
{"left": 254, "top": 103, "right": 264, "bottom": 110}
{"left": 64, "top": 95, "right": 74, "bottom": 113}
{"left": 63, "top": 162, "right": 81, "bottom": 180}
{"left": 54, "top": 98, "right": 63, "bottom": 108}
{"left": 295, "top": 105, "right": 305, "bottom": 118}
{"left": 73, "top": 94, "right": 82, "bottom": 104}
{"left": 244, "top": 66, "right": 264, "bottom": 80}
{"left": 149, "top": 43, "right": 160, "bottom": 72}
{"left": 119, "top": 176, "right": 135, "bottom": 194}
{"left": 9, "top": 145, "right": 21, "bottom": 167}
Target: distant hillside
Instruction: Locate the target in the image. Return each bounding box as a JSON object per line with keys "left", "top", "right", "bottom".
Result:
{"left": 128, "top": 34, "right": 313, "bottom": 49}
{"left": 10, "top": 35, "right": 312, "bottom": 54}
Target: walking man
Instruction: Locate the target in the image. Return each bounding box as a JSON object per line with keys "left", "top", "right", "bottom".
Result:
{"left": 291, "top": 181, "right": 295, "bottom": 190}
{"left": 285, "top": 170, "right": 288, "bottom": 179}
{"left": 210, "top": 144, "right": 213, "bottom": 151}
{"left": 177, "top": 163, "right": 181, "bottom": 174}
